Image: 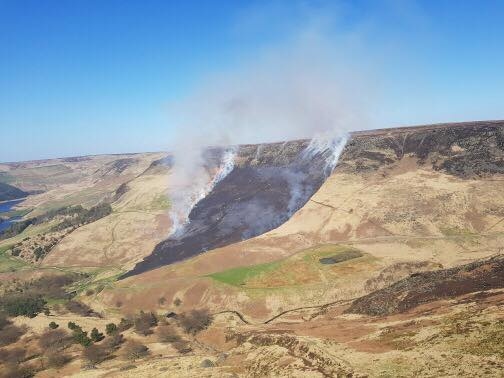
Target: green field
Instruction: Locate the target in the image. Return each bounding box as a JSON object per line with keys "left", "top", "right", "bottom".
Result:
{"left": 208, "top": 260, "right": 283, "bottom": 286}
{"left": 0, "top": 244, "right": 29, "bottom": 272}
{"left": 208, "top": 244, "right": 366, "bottom": 287}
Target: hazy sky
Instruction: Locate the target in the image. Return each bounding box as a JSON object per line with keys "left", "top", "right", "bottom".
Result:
{"left": 1, "top": 0, "right": 504, "bottom": 162}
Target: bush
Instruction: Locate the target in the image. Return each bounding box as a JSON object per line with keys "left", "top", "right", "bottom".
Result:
{"left": 178, "top": 309, "right": 212, "bottom": 335}
{"left": 133, "top": 311, "right": 158, "bottom": 336}
{"left": 38, "top": 328, "right": 72, "bottom": 350}
{"left": 172, "top": 340, "right": 192, "bottom": 354}
{"left": 157, "top": 325, "right": 181, "bottom": 344}
{"left": 45, "top": 350, "right": 71, "bottom": 368}
{"left": 105, "top": 323, "right": 117, "bottom": 335}
{"left": 0, "top": 312, "right": 11, "bottom": 329}
{"left": 117, "top": 317, "right": 133, "bottom": 332}
{"left": 0, "top": 347, "right": 26, "bottom": 364}
{"left": 65, "top": 300, "right": 94, "bottom": 317}
{"left": 1, "top": 363, "right": 36, "bottom": 378}
{"left": 82, "top": 344, "right": 107, "bottom": 366}
{"left": 102, "top": 333, "right": 124, "bottom": 353}
{"left": 90, "top": 327, "right": 104, "bottom": 342}
{"left": 1, "top": 294, "right": 47, "bottom": 318}
{"left": 49, "top": 321, "right": 59, "bottom": 329}
{"left": 122, "top": 340, "right": 149, "bottom": 361}
{"left": 67, "top": 321, "right": 80, "bottom": 331}
{"left": 0, "top": 324, "right": 26, "bottom": 346}
{"left": 173, "top": 298, "right": 182, "bottom": 307}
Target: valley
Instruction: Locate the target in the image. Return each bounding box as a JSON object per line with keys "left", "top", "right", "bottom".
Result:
{"left": 0, "top": 121, "right": 503, "bottom": 377}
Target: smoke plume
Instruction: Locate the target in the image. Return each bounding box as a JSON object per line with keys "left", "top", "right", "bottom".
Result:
{"left": 166, "top": 13, "right": 377, "bottom": 235}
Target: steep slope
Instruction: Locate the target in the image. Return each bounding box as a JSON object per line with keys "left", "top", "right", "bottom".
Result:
{"left": 105, "top": 120, "right": 504, "bottom": 320}
{"left": 0, "top": 182, "right": 28, "bottom": 201}
{"left": 122, "top": 139, "right": 342, "bottom": 278}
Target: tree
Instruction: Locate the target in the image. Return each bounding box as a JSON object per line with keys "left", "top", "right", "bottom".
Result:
{"left": 1, "top": 294, "right": 47, "bottom": 318}
{"left": 67, "top": 321, "right": 80, "bottom": 331}
{"left": 90, "top": 327, "right": 104, "bottom": 342}
{"left": 133, "top": 311, "right": 158, "bottom": 336}
{"left": 178, "top": 309, "right": 213, "bottom": 335}
{"left": 105, "top": 323, "right": 117, "bottom": 335}
{"left": 48, "top": 321, "right": 59, "bottom": 329}
{"left": 72, "top": 329, "right": 92, "bottom": 347}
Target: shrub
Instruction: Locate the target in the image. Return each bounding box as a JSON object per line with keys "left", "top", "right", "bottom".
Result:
{"left": 105, "top": 323, "right": 117, "bottom": 335}
{"left": 172, "top": 340, "right": 192, "bottom": 354}
{"left": 0, "top": 324, "right": 26, "bottom": 346}
{"left": 85, "top": 289, "right": 94, "bottom": 296}
{"left": 102, "top": 333, "right": 124, "bottom": 353}
{"left": 157, "top": 325, "right": 181, "bottom": 344}
{"left": 178, "top": 309, "right": 212, "bottom": 335}
{"left": 38, "top": 328, "right": 72, "bottom": 350}
{"left": 45, "top": 350, "right": 71, "bottom": 368}
{"left": 0, "top": 347, "right": 26, "bottom": 364}
{"left": 0, "top": 312, "right": 11, "bottom": 329}
{"left": 1, "top": 363, "right": 36, "bottom": 378}
{"left": 122, "top": 340, "right": 149, "bottom": 361}
{"left": 173, "top": 298, "right": 182, "bottom": 307}
{"left": 117, "top": 317, "right": 133, "bottom": 332}
{"left": 133, "top": 311, "right": 157, "bottom": 336}
{"left": 1, "top": 294, "right": 47, "bottom": 318}
{"left": 65, "top": 300, "right": 94, "bottom": 316}
{"left": 90, "top": 327, "right": 104, "bottom": 342}
{"left": 82, "top": 344, "right": 107, "bottom": 366}
{"left": 49, "top": 321, "right": 59, "bottom": 329}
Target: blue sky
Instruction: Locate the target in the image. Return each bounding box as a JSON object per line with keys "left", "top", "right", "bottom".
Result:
{"left": 1, "top": 0, "right": 504, "bottom": 162}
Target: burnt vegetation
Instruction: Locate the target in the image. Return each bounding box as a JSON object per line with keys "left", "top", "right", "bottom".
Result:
{"left": 347, "top": 255, "right": 504, "bottom": 316}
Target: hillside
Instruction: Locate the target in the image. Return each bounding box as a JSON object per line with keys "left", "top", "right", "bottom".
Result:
{"left": 0, "top": 121, "right": 503, "bottom": 377}
{"left": 0, "top": 182, "right": 28, "bottom": 202}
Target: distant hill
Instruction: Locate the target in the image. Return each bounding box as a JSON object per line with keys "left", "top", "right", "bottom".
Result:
{"left": 0, "top": 182, "right": 28, "bottom": 201}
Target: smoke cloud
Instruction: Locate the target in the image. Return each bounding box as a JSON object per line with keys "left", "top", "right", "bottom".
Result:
{"left": 165, "top": 11, "right": 379, "bottom": 235}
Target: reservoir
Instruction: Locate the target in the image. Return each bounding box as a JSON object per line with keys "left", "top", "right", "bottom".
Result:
{"left": 0, "top": 198, "right": 26, "bottom": 233}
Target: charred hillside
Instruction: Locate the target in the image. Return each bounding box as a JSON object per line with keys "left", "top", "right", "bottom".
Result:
{"left": 121, "top": 139, "right": 340, "bottom": 278}
{"left": 121, "top": 120, "right": 504, "bottom": 279}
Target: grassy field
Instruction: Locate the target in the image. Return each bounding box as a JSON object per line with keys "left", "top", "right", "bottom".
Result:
{"left": 0, "top": 244, "right": 29, "bottom": 272}
{"left": 209, "top": 260, "right": 282, "bottom": 286}
{"left": 208, "top": 244, "right": 367, "bottom": 288}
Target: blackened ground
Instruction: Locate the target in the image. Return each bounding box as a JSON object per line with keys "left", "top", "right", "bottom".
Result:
{"left": 121, "top": 141, "right": 331, "bottom": 278}
{"left": 340, "top": 120, "right": 504, "bottom": 177}
{"left": 346, "top": 255, "right": 504, "bottom": 316}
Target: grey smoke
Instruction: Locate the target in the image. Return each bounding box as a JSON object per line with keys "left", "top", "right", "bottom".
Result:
{"left": 165, "top": 15, "right": 377, "bottom": 235}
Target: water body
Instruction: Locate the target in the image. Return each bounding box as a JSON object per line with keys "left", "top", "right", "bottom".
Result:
{"left": 0, "top": 198, "right": 25, "bottom": 233}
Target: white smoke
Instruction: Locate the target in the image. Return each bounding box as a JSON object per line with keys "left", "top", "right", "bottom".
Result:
{"left": 165, "top": 8, "right": 379, "bottom": 237}
{"left": 168, "top": 146, "right": 237, "bottom": 236}
{"left": 304, "top": 132, "right": 349, "bottom": 176}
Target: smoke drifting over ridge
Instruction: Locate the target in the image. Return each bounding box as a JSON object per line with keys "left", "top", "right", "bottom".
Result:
{"left": 166, "top": 22, "right": 377, "bottom": 235}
